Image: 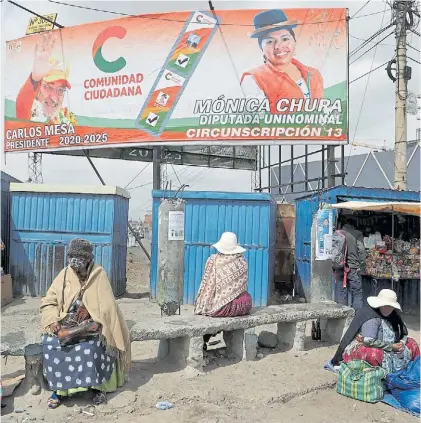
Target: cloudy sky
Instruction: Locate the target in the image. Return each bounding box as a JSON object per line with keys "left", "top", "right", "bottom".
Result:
{"left": 1, "top": 0, "right": 420, "bottom": 219}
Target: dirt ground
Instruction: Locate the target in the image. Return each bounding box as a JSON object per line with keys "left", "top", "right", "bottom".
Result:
{"left": 1, "top": 245, "right": 420, "bottom": 423}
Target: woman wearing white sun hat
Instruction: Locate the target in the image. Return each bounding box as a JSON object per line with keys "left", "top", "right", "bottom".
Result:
{"left": 332, "top": 289, "right": 419, "bottom": 373}
{"left": 194, "top": 232, "right": 252, "bottom": 318}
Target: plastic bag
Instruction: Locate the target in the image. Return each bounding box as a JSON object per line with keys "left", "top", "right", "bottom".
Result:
{"left": 386, "top": 357, "right": 420, "bottom": 391}
{"left": 386, "top": 357, "right": 420, "bottom": 416}
{"left": 392, "top": 389, "right": 420, "bottom": 416}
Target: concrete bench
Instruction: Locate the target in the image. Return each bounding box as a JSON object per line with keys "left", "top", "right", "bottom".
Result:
{"left": 130, "top": 302, "right": 354, "bottom": 370}
{"left": 2, "top": 302, "right": 354, "bottom": 372}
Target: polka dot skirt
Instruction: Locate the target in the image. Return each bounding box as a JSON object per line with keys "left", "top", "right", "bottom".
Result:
{"left": 42, "top": 334, "right": 115, "bottom": 391}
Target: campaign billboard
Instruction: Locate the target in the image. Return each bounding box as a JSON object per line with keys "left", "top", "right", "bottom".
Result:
{"left": 4, "top": 8, "right": 348, "bottom": 153}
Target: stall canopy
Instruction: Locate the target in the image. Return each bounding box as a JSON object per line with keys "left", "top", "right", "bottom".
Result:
{"left": 331, "top": 201, "right": 421, "bottom": 216}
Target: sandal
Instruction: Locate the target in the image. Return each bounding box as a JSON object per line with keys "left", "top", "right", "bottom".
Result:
{"left": 47, "top": 392, "right": 61, "bottom": 409}
{"left": 92, "top": 391, "right": 107, "bottom": 405}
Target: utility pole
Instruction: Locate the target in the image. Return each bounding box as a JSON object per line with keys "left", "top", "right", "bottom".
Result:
{"left": 152, "top": 147, "right": 161, "bottom": 190}
{"left": 393, "top": 0, "right": 409, "bottom": 190}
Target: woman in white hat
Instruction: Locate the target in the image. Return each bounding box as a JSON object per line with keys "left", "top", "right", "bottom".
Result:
{"left": 331, "top": 289, "right": 419, "bottom": 373}
{"left": 194, "top": 232, "right": 252, "bottom": 318}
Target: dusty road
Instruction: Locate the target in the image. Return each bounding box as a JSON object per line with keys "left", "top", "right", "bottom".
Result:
{"left": 1, "top": 246, "right": 419, "bottom": 423}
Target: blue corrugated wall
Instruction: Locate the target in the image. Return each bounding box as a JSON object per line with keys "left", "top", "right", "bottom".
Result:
{"left": 10, "top": 190, "right": 129, "bottom": 297}
{"left": 150, "top": 191, "right": 277, "bottom": 307}
{"left": 295, "top": 186, "right": 420, "bottom": 301}
{"left": 1, "top": 172, "right": 21, "bottom": 273}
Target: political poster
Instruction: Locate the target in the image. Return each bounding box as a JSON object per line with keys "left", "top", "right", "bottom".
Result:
{"left": 4, "top": 8, "right": 348, "bottom": 153}
{"left": 315, "top": 209, "right": 333, "bottom": 260}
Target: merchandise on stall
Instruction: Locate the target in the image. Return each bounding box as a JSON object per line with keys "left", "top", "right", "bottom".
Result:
{"left": 336, "top": 208, "right": 420, "bottom": 280}
{"left": 365, "top": 237, "right": 420, "bottom": 279}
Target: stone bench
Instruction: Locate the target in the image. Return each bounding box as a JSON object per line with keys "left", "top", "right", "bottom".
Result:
{"left": 130, "top": 302, "right": 354, "bottom": 370}
{"left": 2, "top": 302, "right": 354, "bottom": 373}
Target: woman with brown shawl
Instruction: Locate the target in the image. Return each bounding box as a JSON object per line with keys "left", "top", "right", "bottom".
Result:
{"left": 194, "top": 232, "right": 252, "bottom": 348}
{"left": 40, "top": 238, "right": 131, "bottom": 409}
{"left": 194, "top": 232, "right": 252, "bottom": 318}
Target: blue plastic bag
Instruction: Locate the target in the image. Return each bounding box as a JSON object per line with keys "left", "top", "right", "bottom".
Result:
{"left": 393, "top": 389, "right": 420, "bottom": 416}
{"left": 386, "top": 357, "right": 420, "bottom": 416}
{"left": 386, "top": 357, "right": 420, "bottom": 391}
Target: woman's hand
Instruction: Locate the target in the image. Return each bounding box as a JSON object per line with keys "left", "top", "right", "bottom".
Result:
{"left": 355, "top": 334, "right": 364, "bottom": 343}
{"left": 392, "top": 342, "right": 404, "bottom": 352}
{"left": 49, "top": 322, "right": 61, "bottom": 334}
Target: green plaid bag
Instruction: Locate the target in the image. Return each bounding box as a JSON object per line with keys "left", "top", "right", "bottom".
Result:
{"left": 336, "top": 360, "right": 387, "bottom": 403}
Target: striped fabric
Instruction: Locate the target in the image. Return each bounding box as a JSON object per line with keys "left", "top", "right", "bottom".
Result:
{"left": 336, "top": 360, "right": 387, "bottom": 403}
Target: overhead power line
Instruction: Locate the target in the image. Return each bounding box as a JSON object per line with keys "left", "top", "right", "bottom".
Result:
{"left": 8, "top": 0, "right": 64, "bottom": 28}
{"left": 46, "top": 0, "right": 386, "bottom": 26}
{"left": 124, "top": 163, "right": 151, "bottom": 189}
{"left": 346, "top": 3, "right": 388, "bottom": 174}
{"left": 349, "top": 23, "right": 393, "bottom": 56}
{"left": 410, "top": 28, "right": 421, "bottom": 37}
{"left": 350, "top": 30, "right": 394, "bottom": 64}
{"left": 350, "top": 33, "right": 394, "bottom": 46}
{"left": 408, "top": 56, "right": 421, "bottom": 64}
{"left": 349, "top": 60, "right": 391, "bottom": 84}
{"left": 351, "top": 0, "right": 372, "bottom": 19}
{"left": 408, "top": 44, "right": 421, "bottom": 53}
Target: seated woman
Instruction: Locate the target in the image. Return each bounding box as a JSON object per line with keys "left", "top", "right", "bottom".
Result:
{"left": 331, "top": 289, "right": 419, "bottom": 373}
{"left": 40, "top": 238, "right": 131, "bottom": 409}
{"left": 194, "top": 232, "right": 252, "bottom": 318}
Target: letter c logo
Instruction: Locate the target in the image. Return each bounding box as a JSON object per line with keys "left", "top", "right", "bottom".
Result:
{"left": 92, "top": 26, "right": 127, "bottom": 73}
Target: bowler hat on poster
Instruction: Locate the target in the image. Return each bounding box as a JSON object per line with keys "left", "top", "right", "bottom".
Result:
{"left": 248, "top": 9, "right": 299, "bottom": 38}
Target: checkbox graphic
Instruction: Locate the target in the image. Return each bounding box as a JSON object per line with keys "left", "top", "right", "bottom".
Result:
{"left": 146, "top": 112, "right": 159, "bottom": 127}
{"left": 175, "top": 53, "right": 190, "bottom": 68}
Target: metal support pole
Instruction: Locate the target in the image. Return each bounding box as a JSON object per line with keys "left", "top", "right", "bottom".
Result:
{"left": 304, "top": 145, "right": 308, "bottom": 191}
{"left": 327, "top": 146, "right": 336, "bottom": 188}
{"left": 278, "top": 146, "right": 282, "bottom": 194}
{"left": 290, "top": 146, "right": 294, "bottom": 193}
{"left": 394, "top": 0, "right": 408, "bottom": 190}
{"left": 341, "top": 145, "right": 345, "bottom": 185}
{"left": 267, "top": 146, "right": 271, "bottom": 193}
{"left": 153, "top": 147, "right": 162, "bottom": 190}
{"left": 321, "top": 146, "right": 325, "bottom": 189}
{"left": 84, "top": 151, "right": 151, "bottom": 262}
{"left": 258, "top": 146, "right": 262, "bottom": 192}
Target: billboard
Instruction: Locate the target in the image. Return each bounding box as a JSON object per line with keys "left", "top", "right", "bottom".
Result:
{"left": 4, "top": 8, "right": 348, "bottom": 154}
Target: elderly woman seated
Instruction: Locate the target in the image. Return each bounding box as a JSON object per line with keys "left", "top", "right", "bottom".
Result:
{"left": 40, "top": 238, "right": 131, "bottom": 409}
{"left": 331, "top": 289, "right": 419, "bottom": 373}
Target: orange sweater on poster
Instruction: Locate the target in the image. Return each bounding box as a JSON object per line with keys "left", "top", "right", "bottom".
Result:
{"left": 16, "top": 76, "right": 39, "bottom": 121}
{"left": 241, "top": 59, "right": 324, "bottom": 113}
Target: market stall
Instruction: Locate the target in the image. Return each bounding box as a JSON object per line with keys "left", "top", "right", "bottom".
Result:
{"left": 331, "top": 200, "right": 420, "bottom": 312}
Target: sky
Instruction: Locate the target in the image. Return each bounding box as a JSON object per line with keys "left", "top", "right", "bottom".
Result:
{"left": 1, "top": 0, "right": 420, "bottom": 219}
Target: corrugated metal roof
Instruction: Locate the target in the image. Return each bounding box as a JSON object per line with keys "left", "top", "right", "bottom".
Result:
{"left": 9, "top": 189, "right": 129, "bottom": 296}
{"left": 10, "top": 183, "right": 131, "bottom": 199}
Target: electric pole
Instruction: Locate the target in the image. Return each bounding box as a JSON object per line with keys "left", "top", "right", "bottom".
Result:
{"left": 393, "top": 0, "right": 409, "bottom": 190}
{"left": 152, "top": 147, "right": 161, "bottom": 190}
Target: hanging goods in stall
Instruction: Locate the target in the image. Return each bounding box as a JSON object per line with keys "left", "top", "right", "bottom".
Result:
{"left": 331, "top": 201, "right": 421, "bottom": 283}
